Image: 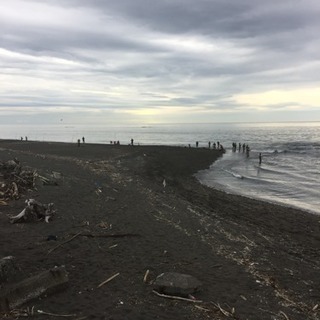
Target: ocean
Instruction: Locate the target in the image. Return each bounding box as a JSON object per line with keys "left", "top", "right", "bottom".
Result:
{"left": 0, "top": 122, "right": 319, "bottom": 215}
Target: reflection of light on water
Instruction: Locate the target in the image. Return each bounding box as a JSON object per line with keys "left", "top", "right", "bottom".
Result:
{"left": 198, "top": 148, "right": 320, "bottom": 215}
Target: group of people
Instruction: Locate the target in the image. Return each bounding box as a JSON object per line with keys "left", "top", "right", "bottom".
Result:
{"left": 232, "top": 142, "right": 251, "bottom": 157}
{"left": 77, "top": 137, "right": 85, "bottom": 147}
{"left": 192, "top": 141, "right": 224, "bottom": 151}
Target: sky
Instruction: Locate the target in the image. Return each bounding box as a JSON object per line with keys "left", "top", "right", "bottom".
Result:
{"left": 1, "top": 0, "right": 320, "bottom": 125}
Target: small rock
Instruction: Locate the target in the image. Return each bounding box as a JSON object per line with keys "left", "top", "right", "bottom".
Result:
{"left": 153, "top": 272, "right": 202, "bottom": 297}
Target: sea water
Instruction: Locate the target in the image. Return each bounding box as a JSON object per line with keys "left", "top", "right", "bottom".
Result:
{"left": 0, "top": 122, "right": 319, "bottom": 215}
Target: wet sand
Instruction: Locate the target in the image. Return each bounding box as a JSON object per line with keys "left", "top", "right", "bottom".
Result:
{"left": 0, "top": 140, "right": 319, "bottom": 320}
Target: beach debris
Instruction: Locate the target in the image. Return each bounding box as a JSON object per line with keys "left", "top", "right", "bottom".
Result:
{"left": 37, "top": 309, "right": 76, "bottom": 317}
{"left": 153, "top": 272, "right": 202, "bottom": 297}
{"left": 97, "top": 272, "right": 120, "bottom": 288}
{"left": 9, "top": 199, "right": 55, "bottom": 224}
{"left": 0, "top": 159, "right": 36, "bottom": 201}
{"left": 35, "top": 172, "right": 60, "bottom": 186}
{"left": 279, "top": 310, "right": 290, "bottom": 320}
{"left": 0, "top": 256, "right": 19, "bottom": 284}
{"left": 46, "top": 235, "right": 58, "bottom": 241}
{"left": 143, "top": 270, "right": 150, "bottom": 283}
{"left": 48, "top": 232, "right": 82, "bottom": 254}
{"left": 0, "top": 266, "right": 69, "bottom": 312}
{"left": 152, "top": 290, "right": 202, "bottom": 303}
{"left": 70, "top": 232, "right": 141, "bottom": 238}
{"left": 2, "top": 306, "right": 35, "bottom": 318}
{"left": 194, "top": 305, "right": 211, "bottom": 312}
{"left": 97, "top": 221, "right": 109, "bottom": 229}
{"left": 0, "top": 200, "right": 8, "bottom": 206}
{"left": 163, "top": 179, "right": 166, "bottom": 188}
{"left": 211, "top": 302, "right": 237, "bottom": 318}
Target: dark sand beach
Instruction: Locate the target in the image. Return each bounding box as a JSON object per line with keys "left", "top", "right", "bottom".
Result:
{"left": 0, "top": 140, "right": 319, "bottom": 320}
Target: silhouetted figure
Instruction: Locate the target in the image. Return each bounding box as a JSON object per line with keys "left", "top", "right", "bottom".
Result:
{"left": 259, "top": 153, "right": 262, "bottom": 165}
{"left": 213, "top": 142, "right": 216, "bottom": 149}
{"left": 208, "top": 142, "right": 211, "bottom": 149}
{"left": 82, "top": 137, "right": 85, "bottom": 143}
{"left": 242, "top": 143, "right": 246, "bottom": 153}
{"left": 238, "top": 143, "right": 241, "bottom": 152}
{"left": 246, "top": 145, "right": 250, "bottom": 157}
{"left": 196, "top": 141, "right": 199, "bottom": 148}
{"left": 25, "top": 136, "right": 28, "bottom": 141}
{"left": 217, "top": 141, "right": 220, "bottom": 149}
{"left": 131, "top": 138, "right": 134, "bottom": 146}
{"left": 77, "top": 139, "right": 81, "bottom": 147}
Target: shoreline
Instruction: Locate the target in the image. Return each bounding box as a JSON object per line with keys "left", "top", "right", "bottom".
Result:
{"left": 0, "top": 140, "right": 319, "bottom": 320}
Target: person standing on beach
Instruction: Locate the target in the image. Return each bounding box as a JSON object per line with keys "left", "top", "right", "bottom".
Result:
{"left": 77, "top": 139, "right": 81, "bottom": 147}
{"left": 196, "top": 141, "right": 199, "bottom": 148}
{"left": 131, "top": 138, "right": 134, "bottom": 146}
{"left": 82, "top": 137, "right": 85, "bottom": 143}
{"left": 259, "top": 153, "right": 262, "bottom": 165}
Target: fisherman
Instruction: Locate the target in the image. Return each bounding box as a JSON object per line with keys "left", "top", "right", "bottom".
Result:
{"left": 259, "top": 153, "right": 262, "bottom": 164}
{"left": 246, "top": 145, "right": 250, "bottom": 157}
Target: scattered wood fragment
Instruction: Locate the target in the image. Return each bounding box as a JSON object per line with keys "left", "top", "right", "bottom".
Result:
{"left": 152, "top": 290, "right": 202, "bottom": 303}
{"left": 2, "top": 306, "right": 35, "bottom": 318}
{"left": 48, "top": 232, "right": 82, "bottom": 254}
{"left": 143, "top": 270, "right": 150, "bottom": 283}
{"left": 71, "top": 232, "right": 141, "bottom": 238}
{"left": 211, "top": 302, "right": 237, "bottom": 318}
{"left": 194, "top": 305, "right": 210, "bottom": 312}
{"left": 97, "top": 272, "right": 120, "bottom": 288}
{"left": 279, "top": 310, "right": 290, "bottom": 320}
{"left": 0, "top": 200, "right": 8, "bottom": 206}
{"left": 38, "top": 309, "right": 76, "bottom": 317}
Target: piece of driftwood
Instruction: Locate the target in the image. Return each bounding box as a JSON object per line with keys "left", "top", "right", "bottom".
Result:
{"left": 0, "top": 266, "right": 68, "bottom": 312}
{"left": 0, "top": 256, "right": 18, "bottom": 284}
{"left": 37, "top": 309, "right": 76, "bottom": 317}
{"left": 143, "top": 270, "right": 150, "bottom": 283}
{"left": 97, "top": 272, "right": 120, "bottom": 288}
{"left": 0, "top": 200, "right": 8, "bottom": 206}
{"left": 48, "top": 232, "right": 82, "bottom": 254}
{"left": 9, "top": 199, "right": 55, "bottom": 224}
{"left": 152, "top": 290, "right": 202, "bottom": 303}
{"left": 71, "top": 233, "right": 141, "bottom": 238}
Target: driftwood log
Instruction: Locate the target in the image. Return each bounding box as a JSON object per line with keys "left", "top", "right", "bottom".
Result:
{"left": 0, "top": 266, "right": 68, "bottom": 312}
{"left": 9, "top": 199, "right": 55, "bottom": 224}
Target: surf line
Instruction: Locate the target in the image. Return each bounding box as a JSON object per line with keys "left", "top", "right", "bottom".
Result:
{"left": 224, "top": 169, "right": 244, "bottom": 179}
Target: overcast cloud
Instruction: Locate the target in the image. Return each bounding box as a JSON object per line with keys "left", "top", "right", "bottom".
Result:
{"left": 1, "top": 0, "right": 320, "bottom": 124}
